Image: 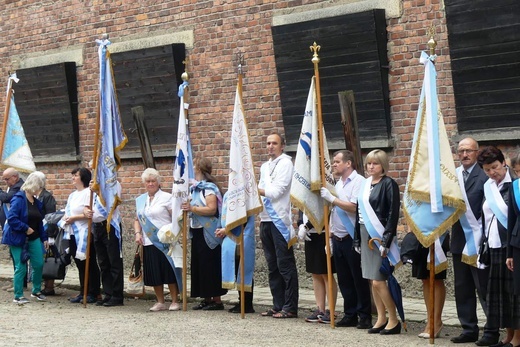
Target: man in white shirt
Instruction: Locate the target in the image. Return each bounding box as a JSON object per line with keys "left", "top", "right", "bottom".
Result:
{"left": 320, "top": 150, "right": 371, "bottom": 328}
{"left": 258, "top": 133, "right": 298, "bottom": 318}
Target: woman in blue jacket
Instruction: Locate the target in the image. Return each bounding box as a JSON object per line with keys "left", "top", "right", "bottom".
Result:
{"left": 1, "top": 172, "right": 48, "bottom": 304}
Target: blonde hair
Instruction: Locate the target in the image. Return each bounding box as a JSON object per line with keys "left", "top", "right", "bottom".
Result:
{"left": 365, "top": 149, "right": 389, "bottom": 175}
{"left": 22, "top": 172, "right": 45, "bottom": 195}
{"left": 141, "top": 168, "right": 161, "bottom": 183}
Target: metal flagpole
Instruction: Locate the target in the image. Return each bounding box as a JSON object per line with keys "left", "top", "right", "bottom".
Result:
{"left": 310, "top": 42, "right": 335, "bottom": 328}
{"left": 181, "top": 62, "right": 189, "bottom": 311}
{"left": 237, "top": 58, "right": 246, "bottom": 319}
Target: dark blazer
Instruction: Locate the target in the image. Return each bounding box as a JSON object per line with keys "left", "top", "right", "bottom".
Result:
{"left": 0, "top": 178, "right": 24, "bottom": 227}
{"left": 508, "top": 180, "right": 520, "bottom": 257}
{"left": 451, "top": 165, "right": 488, "bottom": 254}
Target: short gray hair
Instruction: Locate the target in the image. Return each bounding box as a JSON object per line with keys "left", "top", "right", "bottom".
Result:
{"left": 141, "top": 168, "right": 161, "bottom": 183}
{"left": 32, "top": 171, "right": 47, "bottom": 188}
{"left": 21, "top": 172, "right": 45, "bottom": 195}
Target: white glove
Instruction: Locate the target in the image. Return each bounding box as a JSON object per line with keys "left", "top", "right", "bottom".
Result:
{"left": 379, "top": 245, "right": 388, "bottom": 257}
{"left": 320, "top": 187, "right": 335, "bottom": 204}
{"left": 354, "top": 246, "right": 361, "bottom": 254}
{"left": 298, "top": 224, "right": 311, "bottom": 241}
{"left": 325, "top": 244, "right": 333, "bottom": 257}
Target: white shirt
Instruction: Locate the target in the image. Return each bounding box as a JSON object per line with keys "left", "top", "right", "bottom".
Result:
{"left": 92, "top": 181, "right": 122, "bottom": 223}
{"left": 330, "top": 170, "right": 365, "bottom": 238}
{"left": 65, "top": 188, "right": 91, "bottom": 232}
{"left": 258, "top": 153, "right": 293, "bottom": 224}
{"left": 141, "top": 189, "right": 172, "bottom": 246}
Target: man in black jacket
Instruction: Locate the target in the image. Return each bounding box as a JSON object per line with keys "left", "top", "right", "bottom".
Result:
{"left": 450, "top": 138, "right": 499, "bottom": 346}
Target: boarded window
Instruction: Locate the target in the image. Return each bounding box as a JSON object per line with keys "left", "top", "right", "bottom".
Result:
{"left": 14, "top": 62, "right": 79, "bottom": 159}
{"left": 445, "top": 0, "right": 520, "bottom": 132}
{"left": 271, "top": 9, "right": 390, "bottom": 148}
{"left": 111, "top": 44, "right": 186, "bottom": 154}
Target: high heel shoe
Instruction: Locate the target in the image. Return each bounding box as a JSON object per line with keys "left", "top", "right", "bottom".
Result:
{"left": 418, "top": 323, "right": 443, "bottom": 339}
{"left": 368, "top": 320, "right": 388, "bottom": 334}
{"left": 380, "top": 321, "right": 401, "bottom": 335}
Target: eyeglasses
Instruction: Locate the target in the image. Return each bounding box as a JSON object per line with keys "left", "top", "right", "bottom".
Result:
{"left": 457, "top": 149, "right": 478, "bottom": 155}
{"left": 2, "top": 176, "right": 12, "bottom": 181}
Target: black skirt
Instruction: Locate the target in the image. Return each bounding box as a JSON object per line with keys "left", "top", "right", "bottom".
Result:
{"left": 304, "top": 232, "right": 336, "bottom": 275}
{"left": 190, "top": 228, "right": 227, "bottom": 298}
{"left": 412, "top": 234, "right": 450, "bottom": 280}
{"left": 142, "top": 244, "right": 177, "bottom": 287}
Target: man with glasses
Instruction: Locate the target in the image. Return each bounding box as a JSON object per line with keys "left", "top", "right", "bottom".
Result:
{"left": 450, "top": 138, "right": 499, "bottom": 346}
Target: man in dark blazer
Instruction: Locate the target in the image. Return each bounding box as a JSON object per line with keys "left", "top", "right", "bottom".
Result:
{"left": 450, "top": 138, "right": 499, "bottom": 346}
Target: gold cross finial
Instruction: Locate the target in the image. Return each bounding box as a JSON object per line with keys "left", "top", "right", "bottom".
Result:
{"left": 427, "top": 26, "right": 437, "bottom": 56}
{"left": 310, "top": 42, "right": 320, "bottom": 64}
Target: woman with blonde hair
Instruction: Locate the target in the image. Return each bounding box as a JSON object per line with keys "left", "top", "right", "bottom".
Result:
{"left": 354, "top": 149, "right": 401, "bottom": 335}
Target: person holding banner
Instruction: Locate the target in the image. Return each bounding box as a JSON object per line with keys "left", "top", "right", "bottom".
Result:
{"left": 62, "top": 168, "right": 101, "bottom": 304}
{"left": 478, "top": 146, "right": 519, "bottom": 347}
{"left": 182, "top": 157, "right": 227, "bottom": 311}
{"left": 320, "top": 149, "right": 370, "bottom": 328}
{"left": 354, "top": 149, "right": 401, "bottom": 335}
{"left": 258, "top": 133, "right": 299, "bottom": 319}
{"left": 450, "top": 138, "right": 499, "bottom": 345}
{"left": 135, "top": 168, "right": 181, "bottom": 312}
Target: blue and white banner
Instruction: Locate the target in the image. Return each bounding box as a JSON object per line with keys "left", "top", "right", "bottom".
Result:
{"left": 92, "top": 39, "right": 127, "bottom": 235}
{"left": 402, "top": 51, "right": 466, "bottom": 273}
{"left": 1, "top": 74, "right": 35, "bottom": 173}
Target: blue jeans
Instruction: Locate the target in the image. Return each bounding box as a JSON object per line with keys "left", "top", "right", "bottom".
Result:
{"left": 10, "top": 239, "right": 44, "bottom": 299}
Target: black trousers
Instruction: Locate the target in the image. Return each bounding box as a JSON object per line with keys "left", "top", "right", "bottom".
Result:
{"left": 259, "top": 222, "right": 298, "bottom": 313}
{"left": 453, "top": 253, "right": 499, "bottom": 339}
{"left": 93, "top": 221, "right": 124, "bottom": 300}
{"left": 234, "top": 253, "right": 254, "bottom": 308}
{"left": 70, "top": 234, "right": 100, "bottom": 297}
{"left": 332, "top": 235, "right": 371, "bottom": 320}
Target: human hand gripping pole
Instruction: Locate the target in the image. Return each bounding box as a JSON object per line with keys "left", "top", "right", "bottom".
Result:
{"left": 298, "top": 224, "right": 311, "bottom": 241}
{"left": 320, "top": 187, "right": 335, "bottom": 204}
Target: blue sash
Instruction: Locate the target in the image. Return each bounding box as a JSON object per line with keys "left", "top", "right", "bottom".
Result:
{"left": 484, "top": 180, "right": 508, "bottom": 229}
{"left": 136, "top": 194, "right": 183, "bottom": 292}
{"left": 263, "top": 198, "right": 292, "bottom": 244}
{"left": 190, "top": 181, "right": 222, "bottom": 249}
{"left": 514, "top": 180, "right": 520, "bottom": 212}
{"left": 66, "top": 200, "right": 87, "bottom": 260}
{"left": 335, "top": 207, "right": 355, "bottom": 238}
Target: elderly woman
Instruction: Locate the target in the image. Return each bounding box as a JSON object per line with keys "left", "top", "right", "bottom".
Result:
{"left": 63, "top": 168, "right": 100, "bottom": 304}
{"left": 134, "top": 168, "right": 181, "bottom": 312}
{"left": 478, "top": 146, "right": 520, "bottom": 346}
{"left": 1, "top": 172, "right": 48, "bottom": 304}
{"left": 354, "top": 149, "right": 401, "bottom": 335}
{"left": 182, "top": 157, "right": 227, "bottom": 310}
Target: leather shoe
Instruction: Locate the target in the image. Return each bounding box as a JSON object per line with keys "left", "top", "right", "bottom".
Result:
{"left": 103, "top": 298, "right": 124, "bottom": 307}
{"left": 228, "top": 304, "right": 255, "bottom": 314}
{"left": 357, "top": 317, "right": 373, "bottom": 329}
{"left": 336, "top": 316, "right": 358, "bottom": 327}
{"left": 96, "top": 295, "right": 111, "bottom": 306}
{"left": 476, "top": 337, "right": 500, "bottom": 346}
{"left": 451, "top": 334, "right": 478, "bottom": 343}
{"left": 368, "top": 320, "right": 388, "bottom": 334}
{"left": 380, "top": 321, "right": 401, "bottom": 335}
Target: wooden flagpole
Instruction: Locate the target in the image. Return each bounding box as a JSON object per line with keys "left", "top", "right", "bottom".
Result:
{"left": 427, "top": 29, "right": 437, "bottom": 345}
{"left": 181, "top": 61, "right": 189, "bottom": 311}
{"left": 310, "top": 42, "right": 335, "bottom": 328}
{"left": 84, "top": 33, "right": 109, "bottom": 307}
{"left": 237, "top": 58, "right": 246, "bottom": 319}
{"left": 0, "top": 75, "right": 15, "bottom": 162}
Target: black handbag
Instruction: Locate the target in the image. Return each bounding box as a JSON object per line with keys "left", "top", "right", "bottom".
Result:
{"left": 42, "top": 245, "right": 67, "bottom": 280}
{"left": 478, "top": 216, "right": 493, "bottom": 266}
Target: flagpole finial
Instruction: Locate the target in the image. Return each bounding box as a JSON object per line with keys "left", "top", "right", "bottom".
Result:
{"left": 310, "top": 42, "right": 321, "bottom": 64}
{"left": 101, "top": 33, "right": 109, "bottom": 40}
{"left": 181, "top": 58, "right": 189, "bottom": 82}
{"left": 237, "top": 53, "right": 245, "bottom": 76}
{"left": 427, "top": 26, "right": 437, "bottom": 56}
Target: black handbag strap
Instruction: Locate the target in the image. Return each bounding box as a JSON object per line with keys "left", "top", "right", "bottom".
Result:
{"left": 483, "top": 215, "right": 495, "bottom": 241}
{"left": 130, "top": 245, "right": 142, "bottom": 272}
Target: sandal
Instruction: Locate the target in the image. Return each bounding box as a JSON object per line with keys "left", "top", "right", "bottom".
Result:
{"left": 260, "top": 308, "right": 279, "bottom": 317}
{"left": 272, "top": 310, "right": 298, "bottom": 319}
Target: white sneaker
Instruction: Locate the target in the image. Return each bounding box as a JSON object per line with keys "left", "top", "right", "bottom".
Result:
{"left": 13, "top": 297, "right": 29, "bottom": 304}
{"left": 31, "top": 292, "right": 47, "bottom": 301}
{"left": 169, "top": 302, "right": 180, "bottom": 311}
{"left": 149, "top": 302, "right": 167, "bottom": 312}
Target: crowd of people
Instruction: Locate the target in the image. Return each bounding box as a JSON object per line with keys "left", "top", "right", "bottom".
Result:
{"left": 2, "top": 133, "right": 520, "bottom": 347}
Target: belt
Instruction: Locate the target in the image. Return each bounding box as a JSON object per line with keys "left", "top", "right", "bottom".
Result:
{"left": 331, "top": 234, "right": 350, "bottom": 242}
{"left": 93, "top": 220, "right": 108, "bottom": 227}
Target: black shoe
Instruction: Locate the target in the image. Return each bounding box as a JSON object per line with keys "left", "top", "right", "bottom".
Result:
{"left": 336, "top": 316, "right": 358, "bottom": 327}
{"left": 228, "top": 304, "right": 255, "bottom": 313}
{"left": 380, "top": 321, "right": 401, "bottom": 335}
{"left": 69, "top": 294, "right": 83, "bottom": 303}
{"left": 103, "top": 298, "right": 124, "bottom": 307}
{"left": 368, "top": 321, "right": 388, "bottom": 334}
{"left": 490, "top": 342, "right": 509, "bottom": 347}
{"left": 476, "top": 337, "right": 500, "bottom": 346}
{"left": 96, "top": 295, "right": 112, "bottom": 306}
{"left": 451, "top": 334, "right": 478, "bottom": 343}
{"left": 357, "top": 317, "right": 373, "bottom": 329}
{"left": 86, "top": 295, "right": 97, "bottom": 304}
{"left": 41, "top": 288, "right": 56, "bottom": 296}
{"left": 202, "top": 302, "right": 224, "bottom": 311}
{"left": 193, "top": 300, "right": 213, "bottom": 310}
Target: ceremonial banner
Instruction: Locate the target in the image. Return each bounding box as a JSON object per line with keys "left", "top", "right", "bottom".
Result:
{"left": 92, "top": 38, "right": 128, "bottom": 236}
{"left": 403, "top": 51, "right": 466, "bottom": 272}
{"left": 171, "top": 81, "right": 194, "bottom": 239}
{"left": 225, "top": 84, "right": 263, "bottom": 232}
{"left": 290, "top": 77, "right": 335, "bottom": 232}
{"left": 1, "top": 74, "right": 35, "bottom": 173}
